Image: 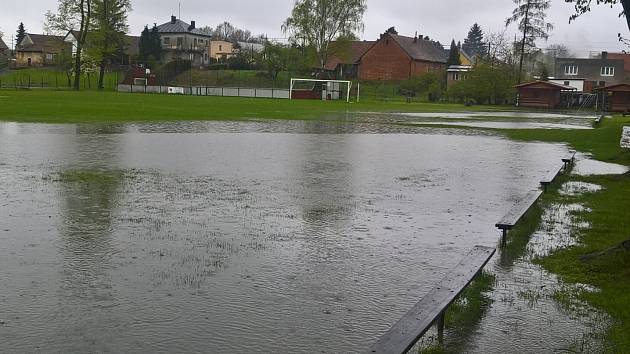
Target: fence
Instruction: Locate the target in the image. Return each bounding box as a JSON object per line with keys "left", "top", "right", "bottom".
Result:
{"left": 0, "top": 71, "right": 123, "bottom": 90}
{"left": 117, "top": 84, "right": 290, "bottom": 99}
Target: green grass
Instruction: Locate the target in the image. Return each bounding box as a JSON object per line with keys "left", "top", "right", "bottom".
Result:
{"left": 0, "top": 68, "right": 123, "bottom": 90}
{"left": 172, "top": 69, "right": 295, "bottom": 88}
{"left": 0, "top": 89, "right": 502, "bottom": 124}
{"left": 500, "top": 117, "right": 630, "bottom": 351}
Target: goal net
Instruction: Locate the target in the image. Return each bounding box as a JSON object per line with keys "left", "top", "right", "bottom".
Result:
{"left": 290, "top": 78, "right": 354, "bottom": 103}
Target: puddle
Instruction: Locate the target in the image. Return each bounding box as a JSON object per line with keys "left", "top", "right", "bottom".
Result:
{"left": 395, "top": 112, "right": 597, "bottom": 120}
{"left": 622, "top": 126, "right": 630, "bottom": 149}
{"left": 572, "top": 159, "right": 629, "bottom": 176}
{"left": 407, "top": 121, "right": 592, "bottom": 130}
{"left": 559, "top": 182, "right": 603, "bottom": 196}
{"left": 0, "top": 120, "right": 600, "bottom": 353}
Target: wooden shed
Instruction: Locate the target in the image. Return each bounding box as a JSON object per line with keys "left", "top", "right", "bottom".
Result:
{"left": 599, "top": 83, "right": 630, "bottom": 113}
{"left": 516, "top": 81, "right": 576, "bottom": 109}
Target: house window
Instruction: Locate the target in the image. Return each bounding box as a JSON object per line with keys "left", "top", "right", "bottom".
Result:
{"left": 164, "top": 37, "right": 170, "bottom": 45}
{"left": 601, "top": 66, "right": 615, "bottom": 76}
{"left": 564, "top": 81, "right": 570, "bottom": 86}
{"left": 46, "top": 53, "right": 55, "bottom": 61}
{"left": 177, "top": 37, "right": 183, "bottom": 47}
{"left": 564, "top": 65, "right": 578, "bottom": 76}
{"left": 452, "top": 72, "right": 459, "bottom": 80}
{"left": 219, "top": 45, "right": 222, "bottom": 51}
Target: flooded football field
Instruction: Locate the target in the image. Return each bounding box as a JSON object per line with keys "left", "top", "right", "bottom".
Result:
{"left": 0, "top": 116, "right": 608, "bottom": 353}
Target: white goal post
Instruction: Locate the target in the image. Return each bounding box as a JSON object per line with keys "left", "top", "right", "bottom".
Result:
{"left": 289, "top": 78, "right": 354, "bottom": 103}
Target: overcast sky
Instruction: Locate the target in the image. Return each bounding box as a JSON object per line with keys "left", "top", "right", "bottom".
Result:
{"left": 1, "top": 0, "right": 628, "bottom": 56}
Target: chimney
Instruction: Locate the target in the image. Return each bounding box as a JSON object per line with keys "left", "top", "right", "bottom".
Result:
{"left": 414, "top": 31, "right": 418, "bottom": 43}
{"left": 602, "top": 51, "right": 608, "bottom": 60}
{"left": 171, "top": 16, "right": 177, "bottom": 24}
{"left": 189, "top": 21, "right": 196, "bottom": 30}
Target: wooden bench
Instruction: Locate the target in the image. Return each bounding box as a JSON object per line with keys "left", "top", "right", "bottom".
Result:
{"left": 495, "top": 190, "right": 543, "bottom": 240}
{"left": 562, "top": 150, "right": 576, "bottom": 169}
{"left": 367, "top": 246, "right": 496, "bottom": 354}
{"left": 540, "top": 165, "right": 564, "bottom": 191}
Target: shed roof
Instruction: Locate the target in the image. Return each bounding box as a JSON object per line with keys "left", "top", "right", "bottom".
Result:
{"left": 516, "top": 80, "right": 577, "bottom": 91}
{"left": 599, "top": 83, "right": 630, "bottom": 92}
{"left": 0, "top": 37, "right": 8, "bottom": 50}
{"left": 157, "top": 19, "right": 211, "bottom": 37}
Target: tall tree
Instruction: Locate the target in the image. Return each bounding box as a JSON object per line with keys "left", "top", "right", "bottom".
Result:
{"left": 91, "top": 0, "right": 131, "bottom": 90}
{"left": 506, "top": 0, "right": 553, "bottom": 83}
{"left": 282, "top": 0, "right": 367, "bottom": 69}
{"left": 138, "top": 25, "right": 151, "bottom": 61}
{"left": 46, "top": 0, "right": 94, "bottom": 90}
{"left": 462, "top": 23, "right": 486, "bottom": 57}
{"left": 447, "top": 39, "right": 462, "bottom": 66}
{"left": 16, "top": 23, "right": 26, "bottom": 46}
{"left": 149, "top": 24, "right": 161, "bottom": 61}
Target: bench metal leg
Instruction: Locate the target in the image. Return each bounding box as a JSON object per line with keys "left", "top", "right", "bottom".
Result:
{"left": 437, "top": 312, "right": 445, "bottom": 344}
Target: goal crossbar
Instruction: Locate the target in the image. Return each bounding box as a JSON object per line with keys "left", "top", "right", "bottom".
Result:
{"left": 290, "top": 78, "right": 353, "bottom": 103}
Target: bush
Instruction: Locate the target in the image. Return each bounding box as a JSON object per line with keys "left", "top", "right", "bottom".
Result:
{"left": 448, "top": 63, "right": 517, "bottom": 105}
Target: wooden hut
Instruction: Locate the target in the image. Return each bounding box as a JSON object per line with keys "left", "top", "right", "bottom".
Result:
{"left": 599, "top": 83, "right": 630, "bottom": 113}
{"left": 515, "top": 81, "right": 576, "bottom": 109}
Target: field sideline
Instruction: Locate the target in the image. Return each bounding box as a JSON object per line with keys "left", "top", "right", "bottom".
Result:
{"left": 0, "top": 89, "right": 507, "bottom": 123}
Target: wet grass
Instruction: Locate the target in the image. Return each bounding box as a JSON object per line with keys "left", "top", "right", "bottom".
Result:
{"left": 418, "top": 271, "right": 495, "bottom": 354}
{"left": 500, "top": 117, "right": 630, "bottom": 351}
{"left": 0, "top": 90, "right": 507, "bottom": 124}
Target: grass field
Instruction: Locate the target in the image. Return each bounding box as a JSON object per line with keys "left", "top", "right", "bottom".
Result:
{"left": 0, "top": 68, "right": 123, "bottom": 90}
{"left": 0, "top": 89, "right": 506, "bottom": 123}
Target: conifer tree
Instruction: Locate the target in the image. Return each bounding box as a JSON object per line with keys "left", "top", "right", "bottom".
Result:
{"left": 16, "top": 22, "right": 26, "bottom": 46}
{"left": 447, "top": 40, "right": 462, "bottom": 67}
{"left": 462, "top": 23, "right": 486, "bottom": 57}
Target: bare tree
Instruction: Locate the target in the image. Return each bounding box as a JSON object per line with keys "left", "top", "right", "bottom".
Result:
{"left": 282, "top": 0, "right": 367, "bottom": 69}
{"left": 46, "top": 0, "right": 94, "bottom": 90}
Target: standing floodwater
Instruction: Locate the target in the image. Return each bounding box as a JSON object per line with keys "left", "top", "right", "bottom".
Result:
{"left": 0, "top": 120, "right": 582, "bottom": 352}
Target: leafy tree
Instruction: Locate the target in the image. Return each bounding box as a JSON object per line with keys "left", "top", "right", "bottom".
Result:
{"left": 448, "top": 62, "right": 517, "bottom": 105}
{"left": 282, "top": 0, "right": 367, "bottom": 69}
{"left": 538, "top": 63, "right": 549, "bottom": 80}
{"left": 16, "top": 23, "right": 26, "bottom": 46}
{"left": 506, "top": 0, "right": 553, "bottom": 83}
{"left": 400, "top": 71, "right": 446, "bottom": 102}
{"left": 90, "top": 0, "right": 131, "bottom": 90}
{"left": 447, "top": 40, "right": 462, "bottom": 66}
{"left": 462, "top": 23, "right": 486, "bottom": 57}
{"left": 46, "top": 0, "right": 95, "bottom": 90}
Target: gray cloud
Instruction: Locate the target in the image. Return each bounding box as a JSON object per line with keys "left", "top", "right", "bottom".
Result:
{"left": 1, "top": 0, "right": 627, "bottom": 56}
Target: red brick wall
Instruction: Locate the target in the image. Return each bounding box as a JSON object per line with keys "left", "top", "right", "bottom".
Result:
{"left": 358, "top": 37, "right": 445, "bottom": 81}
{"left": 359, "top": 38, "right": 412, "bottom": 81}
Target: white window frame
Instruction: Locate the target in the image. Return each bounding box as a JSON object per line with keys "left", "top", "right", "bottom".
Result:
{"left": 601, "top": 66, "right": 615, "bottom": 77}
{"left": 565, "top": 65, "right": 578, "bottom": 76}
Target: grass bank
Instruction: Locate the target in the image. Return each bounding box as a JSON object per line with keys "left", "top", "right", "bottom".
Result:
{"left": 501, "top": 117, "right": 630, "bottom": 350}
{"left": 0, "top": 89, "right": 507, "bottom": 124}
{"left": 0, "top": 68, "right": 123, "bottom": 91}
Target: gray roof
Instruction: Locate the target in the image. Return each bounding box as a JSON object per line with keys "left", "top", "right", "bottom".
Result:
{"left": 389, "top": 34, "right": 448, "bottom": 63}
{"left": 237, "top": 41, "right": 264, "bottom": 52}
{"left": 0, "top": 37, "right": 8, "bottom": 50}
{"left": 157, "top": 19, "right": 211, "bottom": 37}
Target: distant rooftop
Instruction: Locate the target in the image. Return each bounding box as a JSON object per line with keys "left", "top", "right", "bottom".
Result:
{"left": 157, "top": 16, "right": 211, "bottom": 37}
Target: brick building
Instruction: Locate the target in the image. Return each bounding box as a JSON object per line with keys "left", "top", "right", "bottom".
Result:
{"left": 357, "top": 32, "right": 447, "bottom": 81}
